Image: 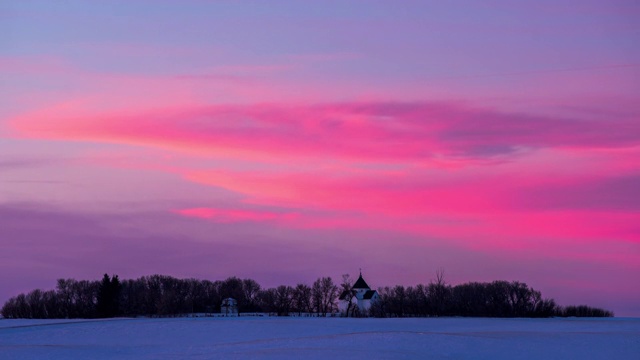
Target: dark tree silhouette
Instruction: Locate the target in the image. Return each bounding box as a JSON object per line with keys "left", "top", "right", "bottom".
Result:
{"left": 97, "top": 274, "right": 121, "bottom": 318}
{"left": 312, "top": 277, "right": 338, "bottom": 316}
{"left": 292, "top": 283, "right": 312, "bottom": 315}
{"left": 339, "top": 274, "right": 357, "bottom": 317}
{"left": 0, "top": 272, "right": 613, "bottom": 319}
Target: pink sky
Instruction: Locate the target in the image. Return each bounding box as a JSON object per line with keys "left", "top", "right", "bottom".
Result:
{"left": 1, "top": 1, "right": 639, "bottom": 316}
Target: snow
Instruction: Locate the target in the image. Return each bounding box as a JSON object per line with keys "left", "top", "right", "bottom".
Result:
{"left": 1, "top": 317, "right": 638, "bottom": 359}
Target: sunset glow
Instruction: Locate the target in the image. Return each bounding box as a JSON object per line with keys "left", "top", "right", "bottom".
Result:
{"left": 1, "top": 1, "right": 639, "bottom": 316}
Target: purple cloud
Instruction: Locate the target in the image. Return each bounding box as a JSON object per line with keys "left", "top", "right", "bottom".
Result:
{"left": 517, "top": 174, "right": 640, "bottom": 212}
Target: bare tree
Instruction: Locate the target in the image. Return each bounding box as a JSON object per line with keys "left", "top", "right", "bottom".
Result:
{"left": 340, "top": 274, "right": 357, "bottom": 317}
{"left": 242, "top": 279, "right": 261, "bottom": 312}
{"left": 274, "top": 285, "right": 293, "bottom": 316}
{"left": 429, "top": 268, "right": 450, "bottom": 316}
{"left": 312, "top": 277, "right": 338, "bottom": 316}
{"left": 292, "top": 283, "right": 312, "bottom": 315}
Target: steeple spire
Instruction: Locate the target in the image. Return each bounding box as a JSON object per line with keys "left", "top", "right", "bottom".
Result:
{"left": 352, "top": 270, "right": 370, "bottom": 289}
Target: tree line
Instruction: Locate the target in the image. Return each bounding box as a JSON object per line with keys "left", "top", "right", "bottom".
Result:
{"left": 369, "top": 271, "right": 611, "bottom": 318}
{"left": 371, "top": 280, "right": 559, "bottom": 318}
{"left": 0, "top": 275, "right": 339, "bottom": 319}
{"left": 0, "top": 272, "right": 612, "bottom": 319}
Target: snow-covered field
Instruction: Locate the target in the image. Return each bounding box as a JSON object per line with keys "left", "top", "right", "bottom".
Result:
{"left": 1, "top": 317, "right": 638, "bottom": 359}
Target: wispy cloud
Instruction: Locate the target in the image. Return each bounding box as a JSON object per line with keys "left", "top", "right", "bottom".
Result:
{"left": 0, "top": 157, "right": 64, "bottom": 170}
{"left": 8, "top": 99, "right": 639, "bottom": 248}
{"left": 174, "top": 207, "right": 299, "bottom": 223}
{"left": 11, "top": 101, "right": 639, "bottom": 164}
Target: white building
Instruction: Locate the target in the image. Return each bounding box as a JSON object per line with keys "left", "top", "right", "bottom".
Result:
{"left": 339, "top": 272, "right": 378, "bottom": 316}
{"left": 221, "top": 298, "right": 238, "bottom": 316}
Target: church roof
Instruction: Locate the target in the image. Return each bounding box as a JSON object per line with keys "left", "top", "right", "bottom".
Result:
{"left": 363, "top": 290, "right": 377, "bottom": 300}
{"left": 339, "top": 290, "right": 353, "bottom": 300}
{"left": 352, "top": 273, "right": 370, "bottom": 289}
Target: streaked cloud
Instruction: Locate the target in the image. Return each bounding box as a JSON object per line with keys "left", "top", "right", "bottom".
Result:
{"left": 11, "top": 101, "right": 640, "bottom": 162}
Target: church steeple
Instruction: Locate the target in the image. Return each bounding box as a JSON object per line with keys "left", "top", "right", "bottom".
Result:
{"left": 352, "top": 271, "right": 370, "bottom": 290}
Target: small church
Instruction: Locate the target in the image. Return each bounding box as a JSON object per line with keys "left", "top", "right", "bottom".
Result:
{"left": 338, "top": 272, "right": 378, "bottom": 316}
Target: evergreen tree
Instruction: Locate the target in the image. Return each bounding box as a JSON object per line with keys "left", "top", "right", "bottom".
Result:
{"left": 97, "top": 274, "right": 121, "bottom": 318}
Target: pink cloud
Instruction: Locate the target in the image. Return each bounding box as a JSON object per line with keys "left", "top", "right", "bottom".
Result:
{"left": 180, "top": 168, "right": 640, "bottom": 248}
{"left": 10, "top": 101, "right": 640, "bottom": 165}
{"left": 14, "top": 99, "right": 632, "bottom": 248}
{"left": 7, "top": 95, "right": 639, "bottom": 277}
{"left": 175, "top": 207, "right": 299, "bottom": 223}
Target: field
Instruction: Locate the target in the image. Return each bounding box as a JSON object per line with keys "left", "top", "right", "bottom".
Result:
{"left": 1, "top": 317, "right": 638, "bottom": 359}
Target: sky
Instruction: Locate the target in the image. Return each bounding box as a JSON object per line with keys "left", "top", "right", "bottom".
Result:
{"left": 1, "top": 1, "right": 639, "bottom": 316}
